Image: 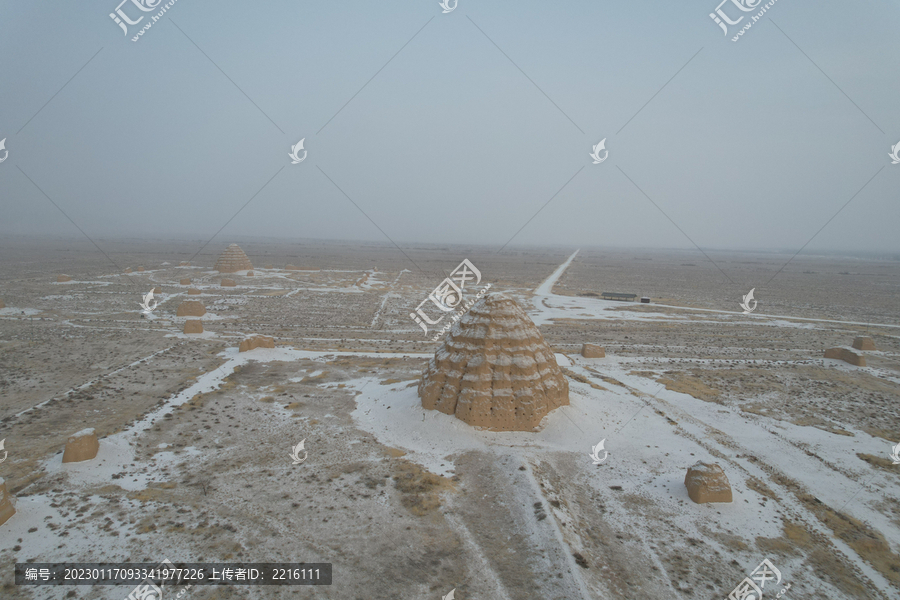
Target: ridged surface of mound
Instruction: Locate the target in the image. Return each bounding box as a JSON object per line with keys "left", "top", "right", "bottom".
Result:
{"left": 418, "top": 292, "right": 568, "bottom": 431}
{"left": 215, "top": 243, "right": 253, "bottom": 273}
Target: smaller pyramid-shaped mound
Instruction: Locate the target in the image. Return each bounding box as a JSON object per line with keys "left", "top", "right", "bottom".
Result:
{"left": 214, "top": 244, "right": 253, "bottom": 273}
{"left": 419, "top": 292, "right": 569, "bottom": 431}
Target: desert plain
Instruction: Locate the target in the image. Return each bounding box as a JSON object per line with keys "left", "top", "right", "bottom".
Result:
{"left": 0, "top": 235, "right": 898, "bottom": 599}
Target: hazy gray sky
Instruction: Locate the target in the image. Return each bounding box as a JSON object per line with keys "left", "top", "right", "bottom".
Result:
{"left": 1, "top": 0, "right": 898, "bottom": 252}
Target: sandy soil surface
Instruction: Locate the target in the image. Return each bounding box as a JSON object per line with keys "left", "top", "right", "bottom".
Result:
{"left": 0, "top": 236, "right": 898, "bottom": 599}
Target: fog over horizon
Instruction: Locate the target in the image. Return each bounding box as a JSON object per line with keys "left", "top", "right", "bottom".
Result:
{"left": 1, "top": 0, "right": 898, "bottom": 255}
{"left": 3, "top": 231, "right": 900, "bottom": 261}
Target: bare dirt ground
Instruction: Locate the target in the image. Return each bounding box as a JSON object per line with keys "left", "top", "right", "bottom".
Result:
{"left": 0, "top": 236, "right": 898, "bottom": 599}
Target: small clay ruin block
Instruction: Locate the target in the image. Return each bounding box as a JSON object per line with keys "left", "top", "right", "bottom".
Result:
{"left": 239, "top": 335, "right": 275, "bottom": 352}
{"left": 125, "top": 267, "right": 132, "bottom": 273}
{"left": 179, "top": 261, "right": 190, "bottom": 266}
{"left": 184, "top": 320, "right": 203, "bottom": 334}
{"left": 684, "top": 462, "right": 732, "bottom": 504}
{"left": 285, "top": 264, "right": 300, "bottom": 270}
{"left": 581, "top": 343, "right": 605, "bottom": 358}
{"left": 247, "top": 271, "right": 254, "bottom": 277}
{"left": 187, "top": 288, "right": 201, "bottom": 296}
{"left": 152, "top": 287, "right": 162, "bottom": 294}
{"left": 0, "top": 478, "right": 15, "bottom": 526}
{"left": 220, "top": 278, "right": 236, "bottom": 287}
{"left": 62, "top": 428, "right": 99, "bottom": 463}
{"left": 215, "top": 244, "right": 253, "bottom": 273}
{"left": 180, "top": 278, "right": 191, "bottom": 285}
{"left": 852, "top": 337, "right": 876, "bottom": 351}
{"left": 137, "top": 266, "right": 145, "bottom": 272}
{"left": 265, "top": 265, "right": 274, "bottom": 269}
{"left": 57, "top": 275, "right": 72, "bottom": 282}
{"left": 176, "top": 301, "right": 206, "bottom": 317}
{"left": 419, "top": 293, "right": 569, "bottom": 432}
{"left": 824, "top": 347, "right": 866, "bottom": 367}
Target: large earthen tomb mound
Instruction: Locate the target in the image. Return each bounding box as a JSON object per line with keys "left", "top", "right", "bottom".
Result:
{"left": 0, "top": 477, "right": 15, "bottom": 526}
{"left": 215, "top": 243, "right": 253, "bottom": 273}
{"left": 419, "top": 292, "right": 569, "bottom": 432}
{"left": 176, "top": 301, "right": 206, "bottom": 317}
{"left": 239, "top": 335, "right": 275, "bottom": 352}
{"left": 62, "top": 428, "right": 100, "bottom": 463}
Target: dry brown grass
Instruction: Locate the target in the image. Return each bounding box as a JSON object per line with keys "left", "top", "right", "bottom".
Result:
{"left": 562, "top": 368, "right": 608, "bottom": 391}
{"left": 864, "top": 427, "right": 900, "bottom": 443}
{"left": 127, "top": 481, "right": 177, "bottom": 503}
{"left": 658, "top": 372, "right": 721, "bottom": 403}
{"left": 791, "top": 416, "right": 853, "bottom": 436}
{"left": 745, "top": 476, "right": 781, "bottom": 501}
{"left": 627, "top": 368, "right": 720, "bottom": 402}
{"left": 582, "top": 367, "right": 629, "bottom": 389}
{"left": 756, "top": 520, "right": 810, "bottom": 556}
{"left": 300, "top": 371, "right": 328, "bottom": 384}
{"left": 740, "top": 402, "right": 778, "bottom": 418}
{"left": 756, "top": 519, "right": 876, "bottom": 596}
{"left": 856, "top": 453, "right": 895, "bottom": 470}
{"left": 710, "top": 531, "right": 749, "bottom": 552}
{"left": 796, "top": 489, "right": 900, "bottom": 586}
{"left": 808, "top": 548, "right": 873, "bottom": 598}
{"left": 391, "top": 459, "right": 455, "bottom": 516}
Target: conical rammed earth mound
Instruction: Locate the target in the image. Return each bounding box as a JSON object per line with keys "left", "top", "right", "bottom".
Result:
{"left": 418, "top": 293, "right": 569, "bottom": 431}
{"left": 214, "top": 244, "right": 253, "bottom": 273}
